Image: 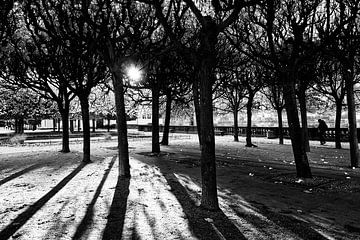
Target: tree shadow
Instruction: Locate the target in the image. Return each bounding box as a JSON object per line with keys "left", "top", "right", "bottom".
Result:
{"left": 72, "top": 156, "right": 117, "bottom": 239}
{"left": 102, "top": 175, "right": 130, "bottom": 240}
{"left": 43, "top": 199, "right": 72, "bottom": 240}
{"left": 0, "top": 163, "right": 41, "bottom": 187}
{"left": 229, "top": 200, "right": 330, "bottom": 240}
{"left": 163, "top": 173, "right": 247, "bottom": 240}
{"left": 0, "top": 162, "right": 86, "bottom": 239}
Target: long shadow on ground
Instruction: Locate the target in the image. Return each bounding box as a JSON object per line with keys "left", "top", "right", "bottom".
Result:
{"left": 0, "top": 164, "right": 42, "bottom": 187}
{"left": 230, "top": 200, "right": 330, "bottom": 240}
{"left": 102, "top": 174, "right": 130, "bottom": 239}
{"left": 163, "top": 173, "right": 247, "bottom": 240}
{"left": 72, "top": 156, "right": 117, "bottom": 239}
{"left": 148, "top": 151, "right": 341, "bottom": 239}
{"left": 0, "top": 162, "right": 86, "bottom": 239}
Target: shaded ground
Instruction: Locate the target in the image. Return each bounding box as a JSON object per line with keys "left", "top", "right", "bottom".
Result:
{"left": 0, "top": 134, "right": 359, "bottom": 239}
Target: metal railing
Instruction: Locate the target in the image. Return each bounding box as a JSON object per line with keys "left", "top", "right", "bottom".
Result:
{"left": 135, "top": 124, "right": 355, "bottom": 142}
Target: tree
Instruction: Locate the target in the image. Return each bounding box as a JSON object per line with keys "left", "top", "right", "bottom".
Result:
{"left": 242, "top": 63, "right": 263, "bottom": 147}
{"left": 313, "top": 57, "right": 346, "bottom": 149}
{"left": 146, "top": 0, "right": 259, "bottom": 210}
{"left": 25, "top": 0, "right": 108, "bottom": 162}
{"left": 6, "top": 9, "right": 76, "bottom": 152}
{"left": 317, "top": 0, "right": 360, "bottom": 167}
{"left": 159, "top": 53, "right": 192, "bottom": 146}
{"left": 244, "top": 0, "right": 317, "bottom": 178}
{"left": 62, "top": 49, "right": 108, "bottom": 163}
{"left": 215, "top": 39, "right": 246, "bottom": 142}
{"left": 0, "top": 86, "right": 55, "bottom": 133}
{"left": 295, "top": 41, "right": 319, "bottom": 153}
{"left": 262, "top": 72, "right": 285, "bottom": 144}
{"left": 89, "top": 85, "right": 116, "bottom": 132}
{"left": 0, "top": 0, "right": 16, "bottom": 45}
{"left": 82, "top": 0, "right": 159, "bottom": 176}
{"left": 216, "top": 69, "right": 246, "bottom": 142}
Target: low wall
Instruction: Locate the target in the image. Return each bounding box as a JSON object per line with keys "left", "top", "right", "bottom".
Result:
{"left": 137, "top": 125, "right": 354, "bottom": 142}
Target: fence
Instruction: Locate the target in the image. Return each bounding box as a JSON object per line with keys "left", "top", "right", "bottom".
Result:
{"left": 135, "top": 124, "right": 355, "bottom": 142}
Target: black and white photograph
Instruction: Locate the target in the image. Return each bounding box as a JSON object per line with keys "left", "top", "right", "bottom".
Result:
{"left": 0, "top": 0, "right": 360, "bottom": 239}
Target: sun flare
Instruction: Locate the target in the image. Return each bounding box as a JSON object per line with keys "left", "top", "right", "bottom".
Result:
{"left": 126, "top": 65, "right": 142, "bottom": 81}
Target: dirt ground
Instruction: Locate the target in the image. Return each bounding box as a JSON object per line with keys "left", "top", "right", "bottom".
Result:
{"left": 0, "top": 134, "right": 359, "bottom": 240}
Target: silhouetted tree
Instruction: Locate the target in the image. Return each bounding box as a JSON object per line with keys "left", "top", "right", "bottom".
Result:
{"left": 313, "top": 57, "right": 346, "bottom": 149}
{"left": 317, "top": 0, "right": 360, "bottom": 167}
{"left": 146, "top": 0, "right": 259, "bottom": 210}
{"left": 262, "top": 72, "right": 285, "bottom": 144}
{"left": 25, "top": 0, "right": 108, "bottom": 162}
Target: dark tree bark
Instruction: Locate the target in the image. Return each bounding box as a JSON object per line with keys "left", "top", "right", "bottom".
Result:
{"left": 276, "top": 108, "right": 284, "bottom": 145}
{"left": 344, "top": 68, "right": 359, "bottom": 168}
{"left": 70, "top": 120, "right": 74, "bottom": 133}
{"left": 57, "top": 119, "right": 61, "bottom": 132}
{"left": 59, "top": 107, "right": 70, "bottom": 153}
{"left": 161, "top": 89, "right": 172, "bottom": 146}
{"left": 53, "top": 118, "right": 56, "bottom": 132}
{"left": 14, "top": 118, "right": 24, "bottom": 134}
{"left": 107, "top": 117, "right": 111, "bottom": 132}
{"left": 265, "top": 0, "right": 312, "bottom": 178}
{"left": 298, "top": 90, "right": 310, "bottom": 152}
{"left": 245, "top": 93, "right": 255, "bottom": 147}
{"left": 334, "top": 100, "right": 342, "bottom": 149}
{"left": 233, "top": 106, "right": 239, "bottom": 142}
{"left": 112, "top": 69, "right": 130, "bottom": 177}
{"left": 151, "top": 78, "right": 160, "bottom": 153}
{"left": 192, "top": 78, "right": 202, "bottom": 146}
{"left": 14, "top": 119, "right": 18, "bottom": 133}
{"left": 80, "top": 96, "right": 91, "bottom": 163}
{"left": 283, "top": 73, "right": 312, "bottom": 178}
{"left": 57, "top": 94, "right": 71, "bottom": 153}
{"left": 198, "top": 17, "right": 218, "bottom": 210}
{"left": 77, "top": 120, "right": 81, "bottom": 132}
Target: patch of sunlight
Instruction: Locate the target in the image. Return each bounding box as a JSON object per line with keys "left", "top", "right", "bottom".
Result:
{"left": 120, "top": 158, "right": 198, "bottom": 240}
{"left": 173, "top": 173, "right": 202, "bottom": 205}
{"left": 300, "top": 213, "right": 339, "bottom": 239}
{"left": 312, "top": 228, "right": 336, "bottom": 240}
{"left": 4, "top": 156, "right": 118, "bottom": 239}
{"left": 217, "top": 188, "right": 300, "bottom": 240}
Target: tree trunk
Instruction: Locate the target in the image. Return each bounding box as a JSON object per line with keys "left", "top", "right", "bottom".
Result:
{"left": 198, "top": 18, "right": 218, "bottom": 210}
{"left": 70, "top": 120, "right": 74, "bottom": 133}
{"left": 78, "top": 119, "right": 81, "bottom": 132}
{"left": 161, "top": 89, "right": 172, "bottom": 146}
{"left": 107, "top": 118, "right": 111, "bottom": 132}
{"left": 298, "top": 90, "right": 310, "bottom": 152}
{"left": 15, "top": 117, "right": 24, "bottom": 134}
{"left": 14, "top": 118, "right": 18, "bottom": 133}
{"left": 57, "top": 118, "right": 61, "bottom": 132}
{"left": 334, "top": 100, "right": 342, "bottom": 149}
{"left": 151, "top": 79, "right": 160, "bottom": 153}
{"left": 59, "top": 107, "right": 70, "bottom": 153}
{"left": 277, "top": 108, "right": 284, "bottom": 145}
{"left": 80, "top": 96, "right": 91, "bottom": 163}
{"left": 92, "top": 119, "right": 96, "bottom": 132}
{"left": 53, "top": 118, "right": 56, "bottom": 132}
{"left": 233, "top": 106, "right": 239, "bottom": 142}
{"left": 344, "top": 69, "right": 359, "bottom": 168}
{"left": 112, "top": 69, "right": 130, "bottom": 177}
{"left": 283, "top": 74, "right": 312, "bottom": 178}
{"left": 192, "top": 79, "right": 202, "bottom": 146}
{"left": 245, "top": 94, "right": 254, "bottom": 147}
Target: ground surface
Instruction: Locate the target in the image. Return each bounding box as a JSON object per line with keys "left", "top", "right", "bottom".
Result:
{"left": 0, "top": 133, "right": 359, "bottom": 240}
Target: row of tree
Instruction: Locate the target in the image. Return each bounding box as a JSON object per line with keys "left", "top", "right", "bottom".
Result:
{"left": 1, "top": 0, "right": 360, "bottom": 210}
